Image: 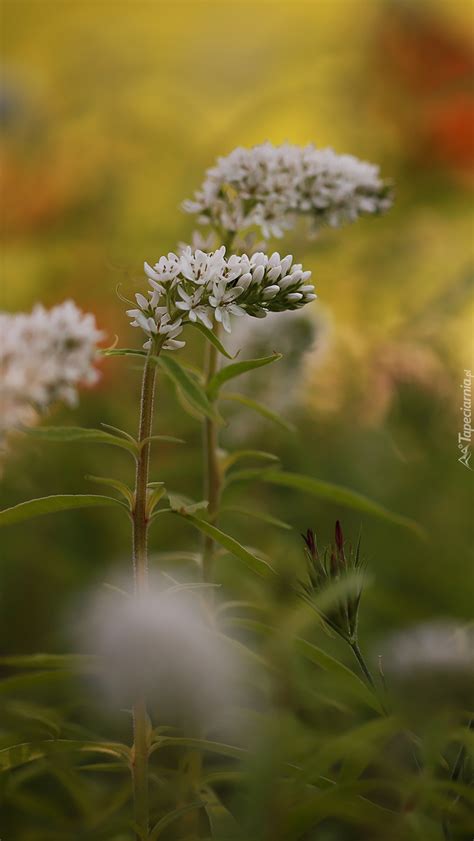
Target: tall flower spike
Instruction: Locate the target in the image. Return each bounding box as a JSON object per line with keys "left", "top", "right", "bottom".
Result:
{"left": 128, "top": 248, "right": 316, "bottom": 349}
{"left": 0, "top": 301, "right": 104, "bottom": 441}
{"left": 183, "top": 142, "right": 393, "bottom": 239}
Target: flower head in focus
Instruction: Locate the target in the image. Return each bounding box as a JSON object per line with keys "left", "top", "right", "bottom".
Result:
{"left": 183, "top": 142, "right": 392, "bottom": 239}
{"left": 127, "top": 248, "right": 316, "bottom": 349}
{"left": 0, "top": 301, "right": 104, "bottom": 442}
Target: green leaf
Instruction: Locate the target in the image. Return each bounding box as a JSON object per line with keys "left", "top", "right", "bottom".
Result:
{"left": 101, "top": 347, "right": 147, "bottom": 358}
{"left": 224, "top": 617, "right": 382, "bottom": 714}
{"left": 0, "top": 494, "right": 127, "bottom": 527}
{"left": 203, "top": 788, "right": 240, "bottom": 838}
{"left": 85, "top": 475, "right": 134, "bottom": 507}
{"left": 207, "top": 353, "right": 282, "bottom": 400}
{"left": 149, "top": 802, "right": 204, "bottom": 840}
{"left": 139, "top": 434, "right": 185, "bottom": 449}
{"left": 222, "top": 449, "right": 279, "bottom": 471}
{"left": 284, "top": 781, "right": 394, "bottom": 838}
{"left": 167, "top": 493, "right": 209, "bottom": 515}
{"left": 22, "top": 426, "right": 137, "bottom": 455}
{"left": 152, "top": 736, "right": 247, "bottom": 762}
{"left": 222, "top": 466, "right": 278, "bottom": 489}
{"left": 100, "top": 422, "right": 137, "bottom": 443}
{"left": 220, "top": 392, "right": 295, "bottom": 432}
{"left": 147, "top": 485, "right": 166, "bottom": 515}
{"left": 186, "top": 321, "right": 236, "bottom": 359}
{"left": 220, "top": 505, "right": 292, "bottom": 531}
{"left": 172, "top": 513, "right": 275, "bottom": 578}
{"left": 4, "top": 701, "right": 62, "bottom": 737}
{"left": 0, "top": 653, "right": 96, "bottom": 670}
{"left": 155, "top": 355, "right": 222, "bottom": 423}
{"left": 0, "top": 739, "right": 130, "bottom": 772}
{"left": 249, "top": 470, "right": 424, "bottom": 537}
{"left": 295, "top": 637, "right": 383, "bottom": 713}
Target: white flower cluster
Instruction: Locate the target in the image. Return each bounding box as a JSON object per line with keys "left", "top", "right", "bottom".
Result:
{"left": 183, "top": 142, "right": 392, "bottom": 238}
{"left": 0, "top": 301, "right": 104, "bottom": 437}
{"left": 127, "top": 246, "right": 316, "bottom": 349}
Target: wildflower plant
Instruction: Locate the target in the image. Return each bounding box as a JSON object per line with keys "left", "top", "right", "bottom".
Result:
{"left": 0, "top": 301, "right": 104, "bottom": 443}
{"left": 1, "top": 143, "right": 471, "bottom": 841}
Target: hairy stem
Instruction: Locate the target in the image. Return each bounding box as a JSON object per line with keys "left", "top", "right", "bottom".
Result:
{"left": 202, "top": 336, "right": 221, "bottom": 582}
{"left": 131, "top": 340, "right": 160, "bottom": 841}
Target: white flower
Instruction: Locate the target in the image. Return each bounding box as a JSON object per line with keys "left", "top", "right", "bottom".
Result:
{"left": 382, "top": 622, "right": 474, "bottom": 677}
{"left": 380, "top": 622, "right": 474, "bottom": 714}
{"left": 0, "top": 301, "right": 104, "bottom": 442}
{"left": 129, "top": 249, "right": 317, "bottom": 349}
{"left": 79, "top": 582, "right": 247, "bottom": 734}
{"left": 183, "top": 142, "right": 392, "bottom": 239}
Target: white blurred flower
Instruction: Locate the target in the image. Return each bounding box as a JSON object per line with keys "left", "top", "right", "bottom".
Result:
{"left": 0, "top": 301, "right": 104, "bottom": 440}
{"left": 80, "top": 583, "right": 247, "bottom": 734}
{"left": 224, "top": 307, "right": 329, "bottom": 442}
{"left": 128, "top": 248, "right": 316, "bottom": 349}
{"left": 383, "top": 622, "right": 474, "bottom": 677}
{"left": 380, "top": 622, "right": 474, "bottom": 715}
{"left": 183, "top": 142, "right": 392, "bottom": 239}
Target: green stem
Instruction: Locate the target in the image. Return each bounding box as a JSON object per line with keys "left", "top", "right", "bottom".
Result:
{"left": 201, "top": 226, "right": 236, "bottom": 582}
{"left": 202, "top": 336, "right": 221, "bottom": 582}
{"left": 131, "top": 339, "right": 161, "bottom": 841}
{"left": 350, "top": 640, "right": 377, "bottom": 691}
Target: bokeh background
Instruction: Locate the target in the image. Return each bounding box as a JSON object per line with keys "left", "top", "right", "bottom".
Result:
{"left": 1, "top": 0, "right": 473, "bottom": 664}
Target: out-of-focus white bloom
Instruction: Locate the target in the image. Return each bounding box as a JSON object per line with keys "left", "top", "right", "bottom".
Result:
{"left": 128, "top": 248, "right": 316, "bottom": 347}
{"left": 382, "top": 622, "right": 474, "bottom": 677}
{"left": 183, "top": 142, "right": 392, "bottom": 239}
{"left": 380, "top": 622, "right": 474, "bottom": 715}
{"left": 224, "top": 307, "right": 329, "bottom": 442}
{"left": 0, "top": 301, "right": 104, "bottom": 439}
{"left": 80, "top": 583, "right": 247, "bottom": 734}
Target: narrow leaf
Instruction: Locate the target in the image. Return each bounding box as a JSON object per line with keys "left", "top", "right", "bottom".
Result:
{"left": 167, "top": 493, "right": 209, "bottom": 515}
{"left": 223, "top": 466, "right": 277, "bottom": 489}
{"left": 207, "top": 353, "right": 282, "bottom": 400}
{"left": 150, "top": 802, "right": 203, "bottom": 840}
{"left": 0, "top": 739, "right": 130, "bottom": 772}
{"left": 249, "top": 470, "right": 423, "bottom": 537}
{"left": 100, "top": 422, "right": 137, "bottom": 443}
{"left": 222, "top": 449, "right": 279, "bottom": 471}
{"left": 152, "top": 736, "right": 247, "bottom": 761}
{"left": 0, "top": 495, "right": 127, "bottom": 527}
{"left": 85, "top": 475, "right": 134, "bottom": 507}
{"left": 155, "top": 355, "right": 222, "bottom": 423}
{"left": 22, "top": 426, "right": 137, "bottom": 455}
{"left": 220, "top": 392, "right": 295, "bottom": 432}
{"left": 186, "top": 321, "right": 236, "bottom": 359}
{"left": 101, "top": 347, "right": 147, "bottom": 358}
{"left": 225, "top": 617, "right": 382, "bottom": 714}
{"left": 295, "top": 638, "right": 383, "bottom": 713}
{"left": 139, "top": 434, "right": 185, "bottom": 449}
{"left": 220, "top": 505, "right": 291, "bottom": 531}
{"left": 0, "top": 653, "right": 96, "bottom": 670}
{"left": 172, "top": 513, "right": 275, "bottom": 578}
